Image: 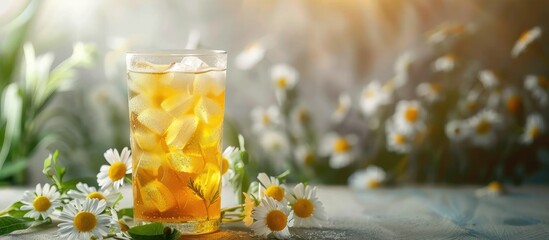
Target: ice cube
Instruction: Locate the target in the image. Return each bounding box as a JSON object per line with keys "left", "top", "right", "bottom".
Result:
{"left": 169, "top": 56, "right": 209, "bottom": 72}
{"left": 137, "top": 108, "right": 172, "bottom": 135}
{"left": 140, "top": 180, "right": 177, "bottom": 212}
{"left": 129, "top": 94, "right": 152, "bottom": 114}
{"left": 165, "top": 115, "right": 198, "bottom": 149}
{"left": 136, "top": 151, "right": 163, "bottom": 169}
{"left": 133, "top": 128, "right": 160, "bottom": 151}
{"left": 194, "top": 97, "right": 223, "bottom": 125}
{"left": 167, "top": 72, "right": 195, "bottom": 93}
{"left": 167, "top": 152, "right": 205, "bottom": 173}
{"left": 161, "top": 95, "right": 197, "bottom": 118}
{"left": 194, "top": 71, "right": 225, "bottom": 97}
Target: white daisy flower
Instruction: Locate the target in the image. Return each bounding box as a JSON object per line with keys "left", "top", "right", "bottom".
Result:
{"left": 349, "top": 166, "right": 387, "bottom": 190}
{"left": 251, "top": 106, "right": 281, "bottom": 133}
{"left": 479, "top": 70, "right": 500, "bottom": 90}
{"left": 386, "top": 121, "right": 414, "bottom": 154}
{"left": 476, "top": 181, "right": 506, "bottom": 197}
{"left": 427, "top": 23, "right": 468, "bottom": 44}
{"left": 251, "top": 196, "right": 293, "bottom": 239}
{"left": 445, "top": 120, "right": 470, "bottom": 142}
{"left": 416, "top": 82, "right": 442, "bottom": 103}
{"left": 289, "top": 105, "right": 311, "bottom": 137}
{"left": 287, "top": 183, "right": 327, "bottom": 228}
{"left": 468, "top": 109, "right": 502, "bottom": 147}
{"left": 432, "top": 53, "right": 456, "bottom": 72}
{"left": 236, "top": 42, "right": 266, "bottom": 70}
{"left": 460, "top": 89, "right": 481, "bottom": 113}
{"left": 221, "top": 146, "right": 239, "bottom": 185}
{"left": 331, "top": 93, "right": 352, "bottom": 123}
{"left": 319, "top": 132, "right": 358, "bottom": 169}
{"left": 521, "top": 113, "right": 545, "bottom": 144}
{"left": 67, "top": 183, "right": 119, "bottom": 206}
{"left": 110, "top": 208, "right": 131, "bottom": 238}
{"left": 20, "top": 183, "right": 61, "bottom": 220}
{"left": 271, "top": 64, "right": 298, "bottom": 104}
{"left": 294, "top": 145, "right": 316, "bottom": 167}
{"left": 58, "top": 199, "right": 111, "bottom": 240}
{"left": 394, "top": 100, "right": 426, "bottom": 134}
{"left": 512, "top": 26, "right": 542, "bottom": 58}
{"left": 394, "top": 52, "right": 415, "bottom": 87}
{"left": 257, "top": 173, "right": 287, "bottom": 204}
{"left": 97, "top": 147, "right": 132, "bottom": 190}
{"left": 259, "top": 130, "right": 290, "bottom": 156}
{"left": 524, "top": 75, "right": 549, "bottom": 106}
{"left": 359, "top": 80, "right": 392, "bottom": 116}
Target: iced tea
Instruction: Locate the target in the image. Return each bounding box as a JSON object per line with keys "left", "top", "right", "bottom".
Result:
{"left": 126, "top": 51, "right": 226, "bottom": 234}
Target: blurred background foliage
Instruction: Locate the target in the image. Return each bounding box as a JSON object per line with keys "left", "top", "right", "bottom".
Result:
{"left": 0, "top": 0, "right": 548, "bottom": 186}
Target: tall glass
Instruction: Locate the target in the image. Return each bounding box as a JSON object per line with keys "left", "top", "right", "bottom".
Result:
{"left": 126, "top": 50, "right": 226, "bottom": 234}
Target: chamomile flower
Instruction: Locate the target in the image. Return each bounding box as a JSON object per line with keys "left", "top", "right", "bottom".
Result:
{"left": 445, "top": 120, "right": 470, "bottom": 142}
{"left": 259, "top": 130, "right": 290, "bottom": 156}
{"left": 251, "top": 196, "right": 293, "bottom": 239}
{"left": 271, "top": 64, "right": 298, "bottom": 103}
{"left": 331, "top": 93, "right": 352, "bottom": 123}
{"left": 394, "top": 52, "right": 414, "bottom": 87}
{"left": 460, "top": 89, "right": 481, "bottom": 113}
{"left": 512, "top": 26, "right": 542, "bottom": 58}
{"left": 479, "top": 70, "right": 500, "bottom": 90}
{"left": 524, "top": 75, "right": 549, "bottom": 106}
{"left": 416, "top": 82, "right": 442, "bottom": 103}
{"left": 359, "top": 80, "right": 392, "bottom": 116}
{"left": 521, "top": 113, "right": 545, "bottom": 144}
{"left": 58, "top": 199, "right": 111, "bottom": 240}
{"left": 386, "top": 121, "right": 414, "bottom": 154}
{"left": 349, "top": 165, "right": 387, "bottom": 190}
{"left": 20, "top": 183, "right": 61, "bottom": 220}
{"left": 476, "top": 181, "right": 506, "bottom": 197}
{"left": 251, "top": 106, "right": 281, "bottom": 133}
{"left": 257, "top": 173, "right": 287, "bottom": 204}
{"left": 243, "top": 192, "right": 258, "bottom": 227}
{"left": 294, "top": 145, "right": 316, "bottom": 167}
{"left": 426, "top": 23, "right": 468, "bottom": 44}
{"left": 432, "top": 53, "right": 456, "bottom": 72}
{"left": 236, "top": 42, "right": 266, "bottom": 70}
{"left": 289, "top": 105, "right": 311, "bottom": 137}
{"left": 67, "top": 183, "right": 119, "bottom": 206}
{"left": 221, "top": 146, "right": 239, "bottom": 185}
{"left": 110, "top": 208, "right": 130, "bottom": 236}
{"left": 287, "top": 183, "right": 327, "bottom": 228}
{"left": 503, "top": 88, "right": 522, "bottom": 115}
{"left": 97, "top": 147, "right": 132, "bottom": 190}
{"left": 320, "top": 132, "right": 358, "bottom": 169}
{"left": 468, "top": 109, "right": 502, "bottom": 147}
{"left": 394, "top": 100, "right": 426, "bottom": 133}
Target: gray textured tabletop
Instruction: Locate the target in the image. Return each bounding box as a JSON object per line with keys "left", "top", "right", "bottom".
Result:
{"left": 1, "top": 185, "right": 549, "bottom": 239}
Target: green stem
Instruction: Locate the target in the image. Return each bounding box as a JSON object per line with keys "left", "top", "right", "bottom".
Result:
{"left": 0, "top": 205, "right": 15, "bottom": 216}
{"left": 221, "top": 204, "right": 244, "bottom": 213}
{"left": 222, "top": 213, "right": 243, "bottom": 217}
{"left": 222, "top": 217, "right": 244, "bottom": 223}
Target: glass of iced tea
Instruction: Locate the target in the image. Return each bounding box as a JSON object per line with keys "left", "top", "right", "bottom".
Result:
{"left": 126, "top": 50, "right": 226, "bottom": 234}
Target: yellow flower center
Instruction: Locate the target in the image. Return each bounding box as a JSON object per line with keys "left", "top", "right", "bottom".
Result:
{"left": 293, "top": 199, "right": 314, "bottom": 218}
{"left": 404, "top": 107, "right": 419, "bottom": 123}
{"left": 108, "top": 162, "right": 127, "bottom": 181}
{"left": 394, "top": 134, "right": 407, "bottom": 145}
{"left": 86, "top": 192, "right": 105, "bottom": 200}
{"left": 265, "top": 186, "right": 285, "bottom": 202}
{"left": 518, "top": 31, "right": 533, "bottom": 44}
{"left": 364, "top": 89, "right": 375, "bottom": 98}
{"left": 467, "top": 101, "right": 477, "bottom": 112}
{"left": 367, "top": 180, "right": 380, "bottom": 189}
{"left": 265, "top": 210, "right": 288, "bottom": 231}
{"left": 262, "top": 115, "right": 271, "bottom": 125}
{"left": 475, "top": 120, "right": 491, "bottom": 134}
{"left": 221, "top": 158, "right": 230, "bottom": 175}
{"left": 333, "top": 138, "right": 351, "bottom": 153}
{"left": 538, "top": 76, "right": 549, "bottom": 89}
{"left": 33, "top": 196, "right": 51, "bottom": 212}
{"left": 506, "top": 95, "right": 521, "bottom": 114}
{"left": 453, "top": 127, "right": 461, "bottom": 135}
{"left": 73, "top": 211, "right": 97, "bottom": 232}
{"left": 529, "top": 127, "right": 541, "bottom": 139}
{"left": 488, "top": 181, "right": 503, "bottom": 192}
{"left": 276, "top": 77, "right": 288, "bottom": 89}
{"left": 304, "top": 152, "right": 315, "bottom": 165}
{"left": 431, "top": 83, "right": 441, "bottom": 92}
{"left": 118, "top": 220, "right": 130, "bottom": 232}
{"left": 297, "top": 110, "right": 310, "bottom": 122}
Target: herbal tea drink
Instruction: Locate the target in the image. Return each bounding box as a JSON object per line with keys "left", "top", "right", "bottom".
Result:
{"left": 126, "top": 51, "right": 226, "bottom": 234}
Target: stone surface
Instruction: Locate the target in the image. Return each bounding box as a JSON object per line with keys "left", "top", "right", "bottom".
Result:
{"left": 1, "top": 186, "right": 549, "bottom": 239}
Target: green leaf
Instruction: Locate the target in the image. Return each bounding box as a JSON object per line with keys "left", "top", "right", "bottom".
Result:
{"left": 60, "top": 177, "right": 96, "bottom": 191}
{"left": 0, "top": 216, "right": 34, "bottom": 236}
{"left": 128, "top": 223, "right": 181, "bottom": 240}
{"left": 0, "top": 161, "right": 28, "bottom": 179}
{"left": 117, "top": 208, "right": 134, "bottom": 218}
